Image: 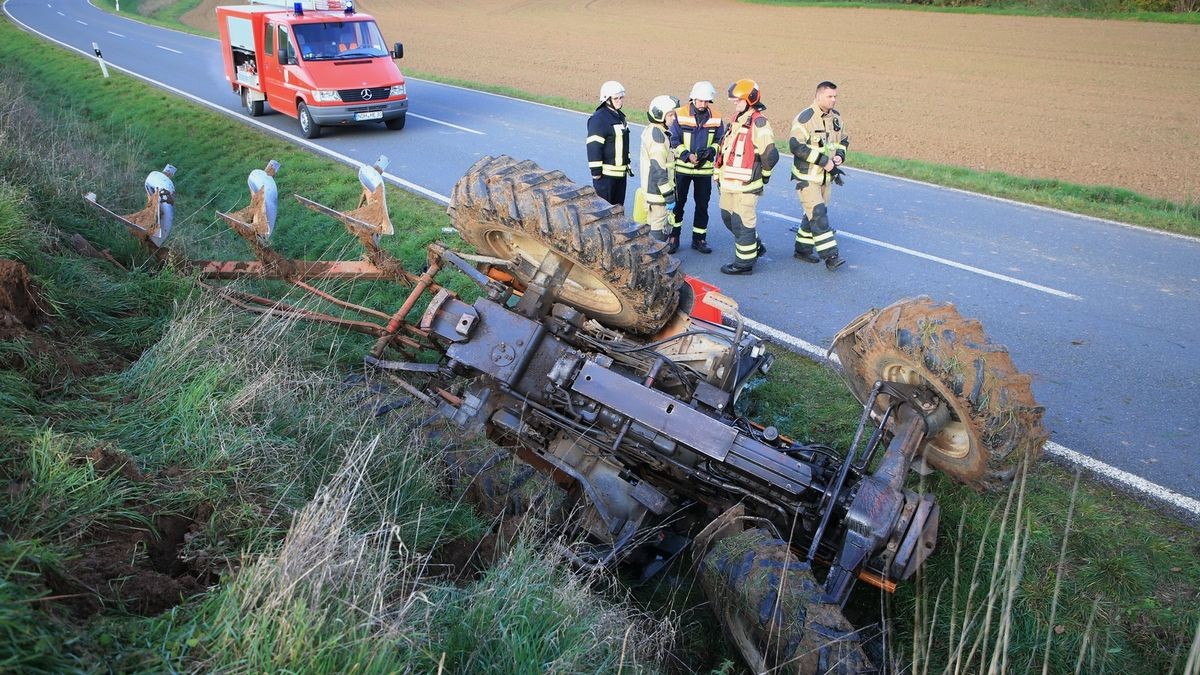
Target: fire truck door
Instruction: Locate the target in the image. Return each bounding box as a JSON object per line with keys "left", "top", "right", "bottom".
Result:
{"left": 260, "top": 21, "right": 298, "bottom": 117}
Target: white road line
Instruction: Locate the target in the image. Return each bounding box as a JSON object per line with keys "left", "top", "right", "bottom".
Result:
{"left": 409, "top": 113, "right": 484, "bottom": 135}
{"left": 107, "top": 30, "right": 125, "bottom": 38}
{"left": 6, "top": 4, "right": 1195, "bottom": 519}
{"left": 1043, "top": 441, "right": 1200, "bottom": 517}
{"left": 55, "top": 10, "right": 63, "bottom": 15}
{"left": 763, "top": 210, "right": 1083, "bottom": 301}
{"left": 155, "top": 45, "right": 182, "bottom": 54}
{"left": 75, "top": 18, "right": 85, "bottom": 25}
{"left": 744, "top": 317, "right": 839, "bottom": 365}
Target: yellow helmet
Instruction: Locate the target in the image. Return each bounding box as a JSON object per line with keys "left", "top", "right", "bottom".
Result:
{"left": 727, "top": 79, "right": 761, "bottom": 106}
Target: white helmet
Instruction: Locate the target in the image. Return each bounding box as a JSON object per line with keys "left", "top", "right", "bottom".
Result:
{"left": 648, "top": 95, "right": 680, "bottom": 124}
{"left": 689, "top": 81, "right": 717, "bottom": 102}
{"left": 599, "top": 80, "right": 626, "bottom": 102}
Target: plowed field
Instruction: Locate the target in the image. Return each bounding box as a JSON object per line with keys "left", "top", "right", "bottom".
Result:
{"left": 184, "top": 0, "right": 1200, "bottom": 202}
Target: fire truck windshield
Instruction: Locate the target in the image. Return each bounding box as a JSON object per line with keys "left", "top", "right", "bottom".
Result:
{"left": 293, "top": 20, "right": 388, "bottom": 61}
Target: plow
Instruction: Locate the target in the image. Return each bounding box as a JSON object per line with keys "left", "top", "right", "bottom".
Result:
{"left": 85, "top": 154, "right": 1047, "bottom": 673}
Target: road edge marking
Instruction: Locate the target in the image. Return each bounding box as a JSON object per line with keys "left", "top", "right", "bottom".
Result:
{"left": 743, "top": 317, "right": 1200, "bottom": 521}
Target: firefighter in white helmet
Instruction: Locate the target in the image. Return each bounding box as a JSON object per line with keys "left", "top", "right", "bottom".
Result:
{"left": 586, "top": 80, "right": 631, "bottom": 206}
{"left": 640, "top": 95, "right": 680, "bottom": 243}
{"left": 668, "top": 81, "right": 725, "bottom": 254}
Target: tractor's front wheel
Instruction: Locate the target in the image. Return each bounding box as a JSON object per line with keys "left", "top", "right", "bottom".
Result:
{"left": 832, "top": 296, "right": 1047, "bottom": 490}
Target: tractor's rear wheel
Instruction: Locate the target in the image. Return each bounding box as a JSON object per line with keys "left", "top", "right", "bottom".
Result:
{"left": 449, "top": 155, "right": 683, "bottom": 335}
{"left": 832, "top": 296, "right": 1047, "bottom": 490}
{"left": 699, "top": 529, "right": 874, "bottom": 674}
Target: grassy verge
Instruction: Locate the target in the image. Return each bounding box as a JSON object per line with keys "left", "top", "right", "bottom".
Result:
{"left": 2, "top": 14, "right": 1198, "bottom": 675}
{"left": 90, "top": 0, "right": 212, "bottom": 36}
{"left": 745, "top": 0, "right": 1200, "bottom": 22}
{"left": 0, "top": 15, "right": 670, "bottom": 673}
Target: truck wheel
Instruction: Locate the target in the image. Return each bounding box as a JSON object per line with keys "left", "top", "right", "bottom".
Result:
{"left": 241, "top": 89, "right": 263, "bottom": 117}
{"left": 385, "top": 113, "right": 406, "bottom": 131}
{"left": 449, "top": 155, "right": 683, "bottom": 335}
{"left": 297, "top": 102, "right": 321, "bottom": 139}
{"left": 831, "top": 296, "right": 1047, "bottom": 490}
{"left": 699, "top": 529, "right": 873, "bottom": 674}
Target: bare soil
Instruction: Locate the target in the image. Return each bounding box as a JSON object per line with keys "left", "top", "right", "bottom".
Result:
{"left": 184, "top": 0, "right": 1200, "bottom": 202}
{"left": 0, "top": 259, "right": 44, "bottom": 327}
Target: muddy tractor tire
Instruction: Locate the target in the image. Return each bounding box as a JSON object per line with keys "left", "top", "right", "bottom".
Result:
{"left": 832, "top": 296, "right": 1047, "bottom": 491}
{"left": 449, "top": 155, "right": 683, "bottom": 335}
{"left": 699, "top": 529, "right": 874, "bottom": 674}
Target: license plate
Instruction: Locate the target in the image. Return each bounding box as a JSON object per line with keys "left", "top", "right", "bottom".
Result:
{"left": 355, "top": 111, "right": 383, "bottom": 121}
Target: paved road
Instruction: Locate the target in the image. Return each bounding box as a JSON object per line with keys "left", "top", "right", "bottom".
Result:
{"left": 6, "top": 0, "right": 1199, "bottom": 500}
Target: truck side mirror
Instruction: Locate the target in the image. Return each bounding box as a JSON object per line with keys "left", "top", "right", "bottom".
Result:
{"left": 392, "top": 42, "right": 403, "bottom": 60}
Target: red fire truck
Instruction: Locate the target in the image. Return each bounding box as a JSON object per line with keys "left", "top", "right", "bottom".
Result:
{"left": 216, "top": 0, "right": 407, "bottom": 139}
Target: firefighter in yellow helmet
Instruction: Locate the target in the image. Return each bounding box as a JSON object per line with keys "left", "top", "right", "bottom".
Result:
{"left": 640, "top": 95, "right": 681, "bottom": 243}
{"left": 790, "top": 81, "right": 848, "bottom": 270}
{"left": 587, "top": 80, "right": 631, "bottom": 206}
{"left": 714, "top": 79, "right": 779, "bottom": 275}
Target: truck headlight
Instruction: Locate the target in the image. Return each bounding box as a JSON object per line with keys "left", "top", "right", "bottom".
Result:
{"left": 312, "top": 89, "right": 342, "bottom": 103}
{"left": 389, "top": 84, "right": 406, "bottom": 97}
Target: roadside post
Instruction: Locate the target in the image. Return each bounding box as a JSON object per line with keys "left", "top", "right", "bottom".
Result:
{"left": 92, "top": 42, "right": 109, "bottom": 78}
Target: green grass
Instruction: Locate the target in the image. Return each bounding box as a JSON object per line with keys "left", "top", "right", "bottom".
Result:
{"left": 90, "top": 0, "right": 211, "bottom": 36}
{"left": 2, "top": 13, "right": 1198, "bottom": 674}
{"left": 0, "top": 15, "right": 669, "bottom": 674}
{"left": 745, "top": 0, "right": 1200, "bottom": 22}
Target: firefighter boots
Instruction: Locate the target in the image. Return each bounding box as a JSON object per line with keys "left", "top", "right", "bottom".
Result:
{"left": 720, "top": 262, "right": 754, "bottom": 275}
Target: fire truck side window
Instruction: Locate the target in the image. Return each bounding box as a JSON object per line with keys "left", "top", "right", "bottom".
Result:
{"left": 277, "top": 25, "right": 293, "bottom": 65}
{"left": 264, "top": 23, "right": 274, "bottom": 57}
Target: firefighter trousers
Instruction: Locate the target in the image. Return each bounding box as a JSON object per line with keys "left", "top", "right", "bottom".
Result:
{"left": 672, "top": 172, "right": 713, "bottom": 240}
{"left": 592, "top": 175, "right": 627, "bottom": 208}
{"left": 719, "top": 190, "right": 760, "bottom": 268}
{"left": 648, "top": 203, "right": 670, "bottom": 237}
{"left": 794, "top": 181, "right": 839, "bottom": 259}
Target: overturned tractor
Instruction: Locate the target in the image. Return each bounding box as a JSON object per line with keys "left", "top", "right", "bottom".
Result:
{"left": 85, "top": 155, "right": 1047, "bottom": 673}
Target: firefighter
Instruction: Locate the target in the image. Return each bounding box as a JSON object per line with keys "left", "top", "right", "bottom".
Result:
{"left": 640, "top": 95, "right": 681, "bottom": 243}
{"left": 790, "top": 81, "right": 849, "bottom": 270}
{"left": 587, "top": 80, "right": 631, "bottom": 207}
{"left": 668, "top": 81, "right": 725, "bottom": 255}
{"left": 714, "top": 79, "right": 778, "bottom": 275}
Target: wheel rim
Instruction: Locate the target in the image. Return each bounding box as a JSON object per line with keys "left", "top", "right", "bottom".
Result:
{"left": 875, "top": 356, "right": 973, "bottom": 460}
{"left": 482, "top": 229, "right": 623, "bottom": 316}
{"left": 300, "top": 108, "right": 311, "bottom": 132}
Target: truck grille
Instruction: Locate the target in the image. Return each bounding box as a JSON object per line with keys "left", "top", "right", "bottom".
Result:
{"left": 339, "top": 87, "right": 392, "bottom": 103}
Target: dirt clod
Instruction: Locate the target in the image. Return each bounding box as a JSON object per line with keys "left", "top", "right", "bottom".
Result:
{"left": 0, "top": 259, "right": 44, "bottom": 327}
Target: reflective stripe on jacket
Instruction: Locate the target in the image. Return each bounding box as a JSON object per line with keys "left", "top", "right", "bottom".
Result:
{"left": 640, "top": 125, "right": 676, "bottom": 204}
{"left": 716, "top": 109, "right": 778, "bottom": 194}
{"left": 789, "top": 103, "right": 849, "bottom": 185}
{"left": 587, "top": 104, "right": 631, "bottom": 178}
{"left": 669, "top": 103, "right": 725, "bottom": 176}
